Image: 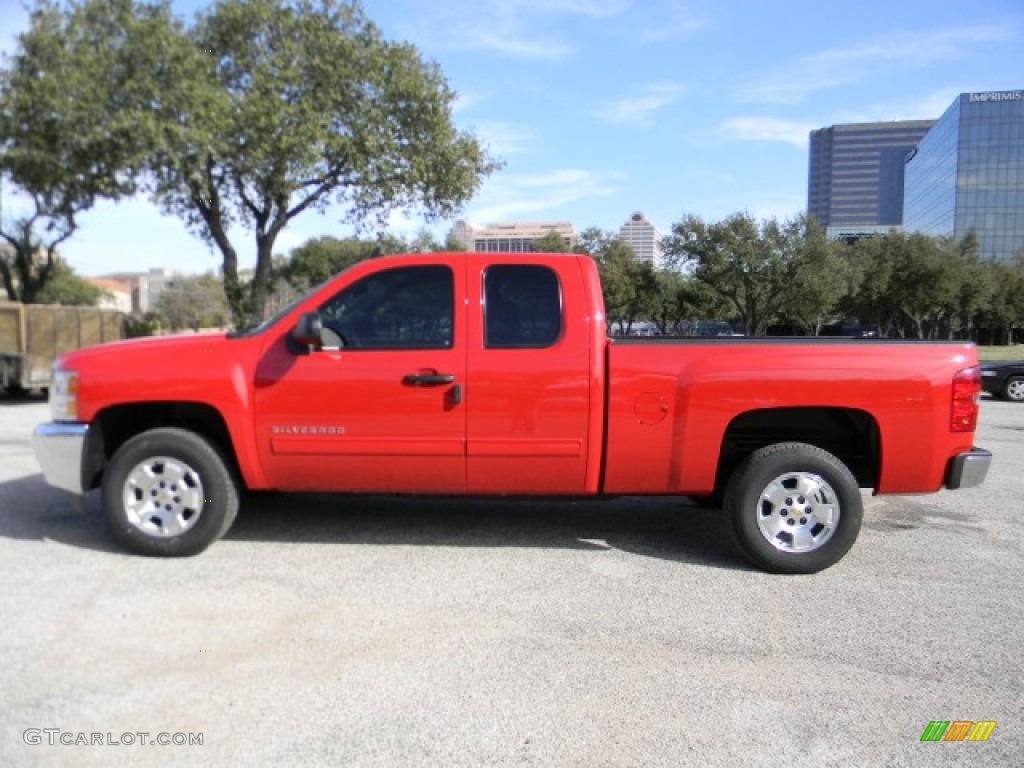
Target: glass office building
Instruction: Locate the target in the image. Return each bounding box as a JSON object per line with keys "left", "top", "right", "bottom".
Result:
{"left": 903, "top": 90, "right": 1024, "bottom": 263}
{"left": 808, "top": 120, "right": 935, "bottom": 228}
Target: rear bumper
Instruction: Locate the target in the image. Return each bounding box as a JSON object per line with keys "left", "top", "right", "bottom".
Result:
{"left": 946, "top": 448, "right": 992, "bottom": 490}
{"left": 32, "top": 422, "right": 88, "bottom": 495}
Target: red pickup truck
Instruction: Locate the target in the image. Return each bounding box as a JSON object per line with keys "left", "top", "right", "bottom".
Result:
{"left": 33, "top": 252, "right": 991, "bottom": 573}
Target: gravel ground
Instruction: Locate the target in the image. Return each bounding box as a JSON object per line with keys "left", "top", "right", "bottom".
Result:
{"left": 0, "top": 394, "right": 1021, "bottom": 767}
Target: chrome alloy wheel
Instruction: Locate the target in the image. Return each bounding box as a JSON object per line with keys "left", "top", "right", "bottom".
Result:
{"left": 122, "top": 455, "right": 205, "bottom": 538}
{"left": 755, "top": 471, "right": 839, "bottom": 553}
{"left": 1006, "top": 377, "right": 1024, "bottom": 402}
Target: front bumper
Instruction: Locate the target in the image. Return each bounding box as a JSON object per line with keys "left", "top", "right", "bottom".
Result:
{"left": 32, "top": 422, "right": 88, "bottom": 495}
{"left": 946, "top": 448, "right": 992, "bottom": 490}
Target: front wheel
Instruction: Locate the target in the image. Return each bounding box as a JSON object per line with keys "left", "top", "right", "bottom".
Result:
{"left": 724, "top": 443, "right": 862, "bottom": 574}
{"left": 102, "top": 428, "right": 239, "bottom": 556}
{"left": 1003, "top": 375, "right": 1024, "bottom": 402}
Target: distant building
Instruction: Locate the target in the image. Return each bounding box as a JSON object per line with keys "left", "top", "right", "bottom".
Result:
{"left": 824, "top": 225, "right": 901, "bottom": 244}
{"left": 448, "top": 220, "right": 578, "bottom": 252}
{"left": 85, "top": 278, "right": 132, "bottom": 313}
{"left": 100, "top": 268, "right": 186, "bottom": 313}
{"left": 808, "top": 120, "right": 935, "bottom": 228}
{"left": 903, "top": 90, "right": 1024, "bottom": 263}
{"left": 618, "top": 212, "right": 663, "bottom": 267}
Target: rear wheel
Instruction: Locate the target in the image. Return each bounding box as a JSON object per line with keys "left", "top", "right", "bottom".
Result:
{"left": 724, "top": 442, "right": 862, "bottom": 574}
{"left": 1003, "top": 376, "right": 1024, "bottom": 402}
{"left": 102, "top": 428, "right": 239, "bottom": 556}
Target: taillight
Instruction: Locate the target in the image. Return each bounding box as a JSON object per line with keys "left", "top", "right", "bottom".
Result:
{"left": 951, "top": 366, "right": 981, "bottom": 432}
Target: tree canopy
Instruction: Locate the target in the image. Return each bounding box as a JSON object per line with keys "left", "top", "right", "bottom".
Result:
{"left": 153, "top": 273, "right": 231, "bottom": 331}
{"left": 0, "top": 0, "right": 157, "bottom": 302}
{"left": 2, "top": 0, "right": 498, "bottom": 324}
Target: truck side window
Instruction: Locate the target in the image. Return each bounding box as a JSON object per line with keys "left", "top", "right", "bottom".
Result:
{"left": 318, "top": 265, "right": 453, "bottom": 349}
{"left": 484, "top": 265, "right": 562, "bottom": 348}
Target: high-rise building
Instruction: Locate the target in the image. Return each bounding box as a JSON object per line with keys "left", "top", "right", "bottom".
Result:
{"left": 448, "top": 220, "right": 577, "bottom": 253}
{"left": 807, "top": 120, "right": 935, "bottom": 229}
{"left": 903, "top": 90, "right": 1024, "bottom": 263}
{"left": 618, "top": 212, "right": 663, "bottom": 267}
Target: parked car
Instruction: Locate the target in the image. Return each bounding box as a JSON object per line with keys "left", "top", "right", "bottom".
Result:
{"left": 980, "top": 359, "right": 1024, "bottom": 402}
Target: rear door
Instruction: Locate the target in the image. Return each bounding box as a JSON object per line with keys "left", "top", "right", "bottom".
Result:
{"left": 465, "top": 255, "right": 593, "bottom": 493}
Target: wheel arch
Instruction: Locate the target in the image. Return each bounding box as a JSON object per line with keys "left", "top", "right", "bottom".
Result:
{"left": 84, "top": 402, "right": 241, "bottom": 491}
{"left": 714, "top": 406, "right": 880, "bottom": 493}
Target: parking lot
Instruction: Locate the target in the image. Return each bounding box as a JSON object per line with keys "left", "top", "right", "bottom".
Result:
{"left": 1, "top": 395, "right": 1021, "bottom": 767}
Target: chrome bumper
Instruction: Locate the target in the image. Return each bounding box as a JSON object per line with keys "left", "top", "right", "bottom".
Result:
{"left": 32, "top": 422, "right": 88, "bottom": 495}
{"left": 946, "top": 448, "right": 992, "bottom": 490}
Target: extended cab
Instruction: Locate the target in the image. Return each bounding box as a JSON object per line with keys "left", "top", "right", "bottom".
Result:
{"left": 32, "top": 253, "right": 991, "bottom": 573}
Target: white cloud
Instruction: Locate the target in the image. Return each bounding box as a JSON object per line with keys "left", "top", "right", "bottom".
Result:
{"left": 598, "top": 82, "right": 684, "bottom": 123}
{"left": 451, "top": 91, "right": 483, "bottom": 114}
{"left": 630, "top": 0, "right": 706, "bottom": 41}
{"left": 471, "top": 121, "right": 535, "bottom": 157}
{"left": 431, "top": 0, "right": 613, "bottom": 60}
{"left": 403, "top": 0, "right": 700, "bottom": 59}
{"left": 835, "top": 88, "right": 966, "bottom": 123}
{"left": 720, "top": 117, "right": 816, "bottom": 149}
{"left": 489, "top": 0, "right": 629, "bottom": 18}
{"left": 464, "top": 168, "right": 618, "bottom": 224}
{"left": 748, "top": 197, "right": 806, "bottom": 223}
{"left": 742, "top": 22, "right": 1022, "bottom": 104}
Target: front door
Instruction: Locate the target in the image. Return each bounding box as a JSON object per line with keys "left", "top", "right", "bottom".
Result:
{"left": 253, "top": 260, "right": 466, "bottom": 493}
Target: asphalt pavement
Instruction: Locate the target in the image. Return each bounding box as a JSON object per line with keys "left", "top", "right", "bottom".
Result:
{"left": 0, "top": 393, "right": 1021, "bottom": 767}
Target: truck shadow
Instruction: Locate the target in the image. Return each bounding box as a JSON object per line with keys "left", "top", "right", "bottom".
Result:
{"left": 0, "top": 474, "right": 124, "bottom": 554}
{"left": 0, "top": 474, "right": 751, "bottom": 571}
{"left": 231, "top": 493, "right": 752, "bottom": 571}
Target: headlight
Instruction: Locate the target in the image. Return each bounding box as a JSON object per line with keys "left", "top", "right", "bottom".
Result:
{"left": 50, "top": 368, "right": 79, "bottom": 422}
{"left": 980, "top": 370, "right": 997, "bottom": 378}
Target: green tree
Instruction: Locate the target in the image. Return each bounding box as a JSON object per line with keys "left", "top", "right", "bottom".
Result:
{"left": 577, "top": 230, "right": 637, "bottom": 332}
{"left": 663, "top": 212, "right": 792, "bottom": 336}
{"left": 978, "top": 260, "right": 1024, "bottom": 345}
{"left": 647, "top": 269, "right": 707, "bottom": 335}
{"left": 278, "top": 236, "right": 378, "bottom": 291}
{"left": 34, "top": 261, "right": 110, "bottom": 306}
{"left": 887, "top": 233, "right": 962, "bottom": 339}
{"left": 778, "top": 216, "right": 854, "bottom": 335}
{"left": 573, "top": 226, "right": 614, "bottom": 259}
{"left": 532, "top": 230, "right": 572, "bottom": 253}
{"left": 0, "top": 0, "right": 154, "bottom": 302}
{"left": 839, "top": 236, "right": 896, "bottom": 335}
{"left": 154, "top": 273, "right": 230, "bottom": 332}
{"left": 8, "top": 0, "right": 498, "bottom": 328}
{"left": 947, "top": 231, "right": 995, "bottom": 341}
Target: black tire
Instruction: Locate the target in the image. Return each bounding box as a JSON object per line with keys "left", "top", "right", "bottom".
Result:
{"left": 102, "top": 428, "right": 239, "bottom": 557}
{"left": 724, "top": 442, "right": 862, "bottom": 574}
{"left": 1002, "top": 375, "right": 1024, "bottom": 402}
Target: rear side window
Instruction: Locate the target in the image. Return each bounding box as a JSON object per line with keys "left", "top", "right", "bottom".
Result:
{"left": 484, "top": 265, "right": 562, "bottom": 348}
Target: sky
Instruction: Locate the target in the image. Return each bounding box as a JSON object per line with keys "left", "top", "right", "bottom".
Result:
{"left": 0, "top": 0, "right": 1022, "bottom": 277}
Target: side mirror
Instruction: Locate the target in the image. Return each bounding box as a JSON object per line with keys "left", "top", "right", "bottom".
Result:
{"left": 291, "top": 312, "right": 323, "bottom": 348}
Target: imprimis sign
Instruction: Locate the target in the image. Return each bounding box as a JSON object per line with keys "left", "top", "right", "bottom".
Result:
{"left": 968, "top": 90, "right": 1023, "bottom": 103}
